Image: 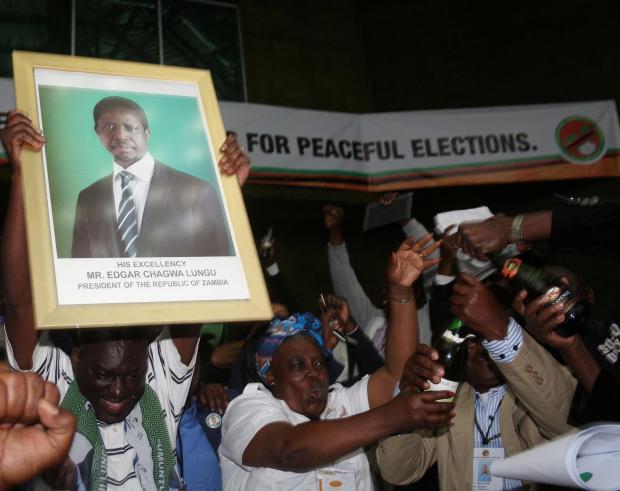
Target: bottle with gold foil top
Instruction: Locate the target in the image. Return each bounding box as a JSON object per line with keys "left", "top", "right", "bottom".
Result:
{"left": 427, "top": 317, "right": 474, "bottom": 402}
{"left": 490, "top": 254, "right": 590, "bottom": 337}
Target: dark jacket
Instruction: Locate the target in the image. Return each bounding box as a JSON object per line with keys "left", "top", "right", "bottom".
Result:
{"left": 550, "top": 194, "right": 620, "bottom": 422}
{"left": 71, "top": 161, "right": 232, "bottom": 258}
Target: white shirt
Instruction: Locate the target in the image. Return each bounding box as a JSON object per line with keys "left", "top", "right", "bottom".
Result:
{"left": 219, "top": 376, "right": 373, "bottom": 490}
{"left": 4, "top": 326, "right": 197, "bottom": 491}
{"left": 112, "top": 152, "right": 155, "bottom": 232}
{"left": 327, "top": 243, "right": 434, "bottom": 356}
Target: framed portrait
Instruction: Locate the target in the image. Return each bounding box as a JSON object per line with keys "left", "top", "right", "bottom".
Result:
{"left": 12, "top": 50, "right": 272, "bottom": 329}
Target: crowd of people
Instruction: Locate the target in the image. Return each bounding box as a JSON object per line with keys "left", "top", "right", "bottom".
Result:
{"left": 0, "top": 107, "right": 619, "bottom": 491}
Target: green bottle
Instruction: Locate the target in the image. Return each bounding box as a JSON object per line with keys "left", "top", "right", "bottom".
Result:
{"left": 489, "top": 253, "right": 590, "bottom": 337}
{"left": 427, "top": 317, "right": 474, "bottom": 402}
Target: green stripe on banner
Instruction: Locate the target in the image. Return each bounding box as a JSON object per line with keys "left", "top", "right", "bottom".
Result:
{"left": 253, "top": 167, "right": 368, "bottom": 178}
{"left": 252, "top": 153, "right": 564, "bottom": 178}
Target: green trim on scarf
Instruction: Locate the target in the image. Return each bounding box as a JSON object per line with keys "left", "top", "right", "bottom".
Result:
{"left": 61, "top": 382, "right": 175, "bottom": 491}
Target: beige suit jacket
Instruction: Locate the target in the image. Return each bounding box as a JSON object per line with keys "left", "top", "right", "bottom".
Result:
{"left": 375, "top": 329, "right": 577, "bottom": 490}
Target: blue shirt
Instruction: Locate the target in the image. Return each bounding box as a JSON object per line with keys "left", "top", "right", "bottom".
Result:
{"left": 177, "top": 400, "right": 222, "bottom": 491}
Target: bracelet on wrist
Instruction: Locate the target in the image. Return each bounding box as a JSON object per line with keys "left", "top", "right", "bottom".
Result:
{"left": 389, "top": 294, "right": 415, "bottom": 304}
{"left": 511, "top": 214, "right": 528, "bottom": 243}
{"left": 346, "top": 323, "right": 360, "bottom": 336}
{"left": 511, "top": 214, "right": 533, "bottom": 250}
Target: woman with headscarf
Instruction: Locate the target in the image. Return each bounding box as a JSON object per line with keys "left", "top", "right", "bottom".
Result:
{"left": 218, "top": 236, "right": 455, "bottom": 490}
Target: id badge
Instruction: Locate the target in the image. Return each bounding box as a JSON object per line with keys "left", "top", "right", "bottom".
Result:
{"left": 316, "top": 467, "right": 357, "bottom": 491}
{"left": 473, "top": 447, "right": 504, "bottom": 491}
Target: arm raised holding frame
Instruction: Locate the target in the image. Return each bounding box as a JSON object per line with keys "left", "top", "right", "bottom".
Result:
{"left": 1, "top": 110, "right": 46, "bottom": 369}
{"left": 1, "top": 111, "right": 251, "bottom": 366}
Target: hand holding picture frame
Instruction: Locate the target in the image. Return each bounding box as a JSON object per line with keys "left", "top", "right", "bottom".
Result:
{"left": 12, "top": 51, "right": 271, "bottom": 329}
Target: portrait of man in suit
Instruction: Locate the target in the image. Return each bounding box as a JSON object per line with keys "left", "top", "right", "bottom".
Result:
{"left": 71, "top": 96, "right": 233, "bottom": 258}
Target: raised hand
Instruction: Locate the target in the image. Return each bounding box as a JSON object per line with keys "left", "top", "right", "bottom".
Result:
{"left": 379, "top": 192, "right": 398, "bottom": 206}
{"left": 386, "top": 235, "right": 441, "bottom": 288}
{"left": 219, "top": 132, "right": 251, "bottom": 186}
{"left": 457, "top": 214, "right": 513, "bottom": 260}
{"left": 437, "top": 224, "right": 459, "bottom": 276}
{"left": 450, "top": 272, "right": 509, "bottom": 341}
{"left": 0, "top": 372, "right": 76, "bottom": 490}
{"left": 321, "top": 294, "right": 350, "bottom": 323}
{"left": 319, "top": 295, "right": 356, "bottom": 349}
{"left": 439, "top": 224, "right": 459, "bottom": 262}
{"left": 512, "top": 289, "right": 575, "bottom": 351}
{"left": 197, "top": 382, "right": 230, "bottom": 415}
{"left": 319, "top": 309, "right": 346, "bottom": 350}
{"left": 0, "top": 110, "right": 46, "bottom": 169}
{"left": 322, "top": 204, "right": 344, "bottom": 230}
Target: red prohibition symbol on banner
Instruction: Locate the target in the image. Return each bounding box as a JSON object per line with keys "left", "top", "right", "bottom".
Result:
{"left": 555, "top": 115, "right": 605, "bottom": 164}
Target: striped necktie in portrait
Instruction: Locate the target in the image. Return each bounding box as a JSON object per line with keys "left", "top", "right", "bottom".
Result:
{"left": 117, "top": 171, "right": 139, "bottom": 258}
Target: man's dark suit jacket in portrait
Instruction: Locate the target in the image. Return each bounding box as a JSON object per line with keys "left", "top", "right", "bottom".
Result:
{"left": 71, "top": 161, "right": 232, "bottom": 258}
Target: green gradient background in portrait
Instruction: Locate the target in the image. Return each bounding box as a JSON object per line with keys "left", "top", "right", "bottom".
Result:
{"left": 39, "top": 85, "right": 229, "bottom": 258}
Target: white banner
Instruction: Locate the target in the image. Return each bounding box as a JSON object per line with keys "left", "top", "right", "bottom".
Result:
{"left": 3, "top": 77, "right": 619, "bottom": 190}
{"left": 222, "top": 100, "right": 620, "bottom": 190}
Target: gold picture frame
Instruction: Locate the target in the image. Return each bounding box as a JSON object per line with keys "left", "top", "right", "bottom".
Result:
{"left": 12, "top": 50, "right": 271, "bottom": 329}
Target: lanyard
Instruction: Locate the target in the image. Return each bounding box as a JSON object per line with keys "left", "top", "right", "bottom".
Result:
{"left": 473, "top": 397, "right": 502, "bottom": 445}
{"left": 177, "top": 428, "right": 185, "bottom": 481}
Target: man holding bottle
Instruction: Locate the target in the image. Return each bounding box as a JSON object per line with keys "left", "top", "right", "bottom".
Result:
{"left": 375, "top": 272, "right": 576, "bottom": 490}
{"left": 457, "top": 196, "right": 620, "bottom": 423}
